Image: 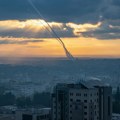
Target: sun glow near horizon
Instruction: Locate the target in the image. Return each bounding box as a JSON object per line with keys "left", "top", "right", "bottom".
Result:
{"left": 0, "top": 36, "right": 120, "bottom": 58}
{"left": 0, "top": 19, "right": 120, "bottom": 58}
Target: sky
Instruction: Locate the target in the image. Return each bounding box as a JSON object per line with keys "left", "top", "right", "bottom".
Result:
{"left": 0, "top": 0, "right": 120, "bottom": 58}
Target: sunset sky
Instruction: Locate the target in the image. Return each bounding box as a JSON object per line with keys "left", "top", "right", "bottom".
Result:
{"left": 0, "top": 0, "right": 120, "bottom": 58}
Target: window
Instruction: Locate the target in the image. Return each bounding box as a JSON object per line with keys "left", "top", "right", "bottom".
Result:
{"left": 22, "top": 114, "right": 33, "bottom": 120}
{"left": 70, "top": 105, "right": 72, "bottom": 108}
{"left": 70, "top": 93, "right": 73, "bottom": 96}
{"left": 84, "top": 112, "right": 87, "bottom": 115}
{"left": 70, "top": 111, "right": 72, "bottom": 113}
{"left": 76, "top": 99, "right": 81, "bottom": 102}
{"left": 84, "top": 100, "right": 87, "bottom": 103}
{"left": 84, "top": 106, "right": 87, "bottom": 109}
{"left": 76, "top": 93, "right": 81, "bottom": 96}
{"left": 95, "top": 111, "right": 96, "bottom": 115}
{"left": 95, "top": 105, "right": 96, "bottom": 109}
{"left": 70, "top": 99, "right": 73, "bottom": 102}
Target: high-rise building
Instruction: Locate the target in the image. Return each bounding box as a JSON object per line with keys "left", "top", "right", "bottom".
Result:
{"left": 51, "top": 81, "right": 112, "bottom": 120}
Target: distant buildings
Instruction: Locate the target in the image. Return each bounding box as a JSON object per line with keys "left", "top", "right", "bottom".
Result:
{"left": 0, "top": 107, "right": 51, "bottom": 120}
{"left": 0, "top": 80, "right": 112, "bottom": 120}
{"left": 0, "top": 106, "right": 16, "bottom": 120}
{"left": 112, "top": 113, "right": 120, "bottom": 120}
{"left": 15, "top": 108, "right": 51, "bottom": 120}
{"left": 0, "top": 115, "right": 15, "bottom": 120}
{"left": 52, "top": 81, "right": 112, "bottom": 120}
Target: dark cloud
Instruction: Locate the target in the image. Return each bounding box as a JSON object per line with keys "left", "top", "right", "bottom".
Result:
{"left": 0, "top": 19, "right": 120, "bottom": 40}
{"left": 0, "top": 22, "right": 74, "bottom": 38}
{"left": 0, "top": 29, "right": 74, "bottom": 38}
{"left": 0, "top": 39, "right": 44, "bottom": 45}
{"left": 0, "top": 0, "right": 120, "bottom": 40}
{"left": 0, "top": 0, "right": 119, "bottom": 23}
{"left": 79, "top": 21, "right": 120, "bottom": 39}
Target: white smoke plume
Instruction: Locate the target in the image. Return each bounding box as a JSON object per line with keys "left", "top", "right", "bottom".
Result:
{"left": 27, "top": 0, "right": 75, "bottom": 60}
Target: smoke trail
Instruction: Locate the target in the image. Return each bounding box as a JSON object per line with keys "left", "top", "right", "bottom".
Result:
{"left": 27, "top": 0, "right": 75, "bottom": 60}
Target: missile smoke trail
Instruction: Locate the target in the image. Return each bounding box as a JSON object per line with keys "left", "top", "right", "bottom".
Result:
{"left": 27, "top": 0, "right": 75, "bottom": 60}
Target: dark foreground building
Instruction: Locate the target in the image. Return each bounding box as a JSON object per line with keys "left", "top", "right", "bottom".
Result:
{"left": 52, "top": 81, "right": 112, "bottom": 120}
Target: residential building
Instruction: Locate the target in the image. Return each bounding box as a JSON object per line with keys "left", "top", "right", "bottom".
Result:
{"left": 52, "top": 81, "right": 112, "bottom": 120}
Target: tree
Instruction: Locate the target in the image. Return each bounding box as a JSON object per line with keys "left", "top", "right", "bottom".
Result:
{"left": 33, "top": 92, "right": 51, "bottom": 107}
{"left": 16, "top": 96, "right": 32, "bottom": 108}
{"left": 0, "top": 92, "right": 15, "bottom": 106}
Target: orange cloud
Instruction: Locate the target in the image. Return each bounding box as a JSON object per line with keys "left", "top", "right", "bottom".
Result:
{"left": 66, "top": 22, "right": 102, "bottom": 36}
{"left": 0, "top": 19, "right": 64, "bottom": 32}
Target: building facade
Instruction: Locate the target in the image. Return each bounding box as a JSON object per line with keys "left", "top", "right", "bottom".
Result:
{"left": 52, "top": 81, "right": 112, "bottom": 120}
